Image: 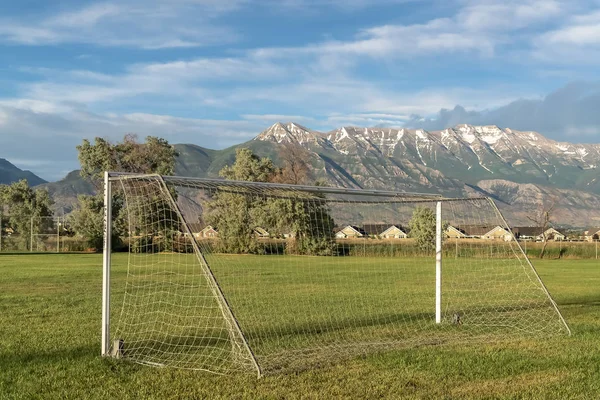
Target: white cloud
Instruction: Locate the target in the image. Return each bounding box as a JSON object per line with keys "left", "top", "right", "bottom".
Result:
{"left": 13, "top": 55, "right": 289, "bottom": 107}
{"left": 0, "top": 0, "right": 242, "bottom": 48}
{"left": 252, "top": 0, "right": 570, "bottom": 63}
{"left": 534, "top": 10, "right": 600, "bottom": 64}
{"left": 46, "top": 3, "right": 122, "bottom": 28}
{"left": 457, "top": 0, "right": 563, "bottom": 31}
{"left": 539, "top": 11, "right": 600, "bottom": 45}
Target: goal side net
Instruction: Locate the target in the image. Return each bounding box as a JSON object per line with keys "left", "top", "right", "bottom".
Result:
{"left": 101, "top": 172, "right": 570, "bottom": 376}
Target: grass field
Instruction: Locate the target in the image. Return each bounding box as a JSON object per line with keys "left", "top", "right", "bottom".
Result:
{"left": 1, "top": 253, "right": 599, "bottom": 399}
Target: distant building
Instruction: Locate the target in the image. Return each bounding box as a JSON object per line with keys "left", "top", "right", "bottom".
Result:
{"left": 542, "top": 228, "right": 566, "bottom": 241}
{"left": 253, "top": 227, "right": 270, "bottom": 239}
{"left": 482, "top": 226, "right": 513, "bottom": 241}
{"left": 199, "top": 225, "right": 219, "bottom": 239}
{"left": 512, "top": 227, "right": 566, "bottom": 241}
{"left": 380, "top": 225, "right": 408, "bottom": 239}
{"left": 335, "top": 226, "right": 366, "bottom": 239}
{"left": 362, "top": 224, "right": 408, "bottom": 239}
{"left": 583, "top": 228, "right": 600, "bottom": 241}
{"left": 512, "top": 226, "right": 543, "bottom": 240}
{"left": 446, "top": 226, "right": 468, "bottom": 239}
{"left": 446, "top": 225, "right": 513, "bottom": 241}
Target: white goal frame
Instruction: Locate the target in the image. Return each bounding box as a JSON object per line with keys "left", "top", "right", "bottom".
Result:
{"left": 101, "top": 171, "right": 570, "bottom": 376}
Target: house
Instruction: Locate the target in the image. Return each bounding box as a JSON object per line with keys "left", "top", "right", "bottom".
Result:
{"left": 447, "top": 225, "right": 512, "bottom": 240}
{"left": 185, "top": 223, "right": 204, "bottom": 238}
{"left": 0, "top": 226, "right": 14, "bottom": 236}
{"left": 253, "top": 227, "right": 270, "bottom": 239}
{"left": 446, "top": 225, "right": 468, "bottom": 239}
{"left": 512, "top": 226, "right": 566, "bottom": 241}
{"left": 335, "top": 225, "right": 366, "bottom": 239}
{"left": 451, "top": 225, "right": 496, "bottom": 239}
{"left": 380, "top": 225, "right": 408, "bottom": 239}
{"left": 362, "top": 224, "right": 391, "bottom": 237}
{"left": 583, "top": 228, "right": 600, "bottom": 241}
{"left": 541, "top": 227, "right": 566, "bottom": 241}
{"left": 482, "top": 226, "right": 513, "bottom": 241}
{"left": 512, "top": 226, "right": 543, "bottom": 240}
{"left": 199, "top": 225, "right": 219, "bottom": 239}
{"left": 362, "top": 224, "right": 408, "bottom": 239}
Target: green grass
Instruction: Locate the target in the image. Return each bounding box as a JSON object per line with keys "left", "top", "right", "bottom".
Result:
{"left": 1, "top": 254, "right": 599, "bottom": 399}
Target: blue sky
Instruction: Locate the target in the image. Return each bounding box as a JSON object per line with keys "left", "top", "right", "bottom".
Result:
{"left": 0, "top": 0, "right": 599, "bottom": 180}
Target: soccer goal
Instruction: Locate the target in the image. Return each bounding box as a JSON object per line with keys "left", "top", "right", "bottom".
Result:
{"left": 101, "top": 172, "right": 570, "bottom": 376}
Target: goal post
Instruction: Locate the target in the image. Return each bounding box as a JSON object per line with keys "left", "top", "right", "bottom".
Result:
{"left": 102, "top": 172, "right": 571, "bottom": 375}
{"left": 436, "top": 201, "right": 442, "bottom": 324}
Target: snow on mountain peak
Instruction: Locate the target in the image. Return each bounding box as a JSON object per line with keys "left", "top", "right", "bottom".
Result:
{"left": 255, "top": 122, "right": 321, "bottom": 145}
{"left": 458, "top": 125, "right": 476, "bottom": 144}
{"left": 415, "top": 129, "right": 429, "bottom": 141}
{"left": 476, "top": 126, "right": 504, "bottom": 145}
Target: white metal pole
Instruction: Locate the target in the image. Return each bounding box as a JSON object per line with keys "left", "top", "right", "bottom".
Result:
{"left": 30, "top": 217, "right": 33, "bottom": 252}
{"left": 57, "top": 217, "right": 60, "bottom": 253}
{"left": 102, "top": 172, "right": 113, "bottom": 356}
{"left": 436, "top": 201, "right": 442, "bottom": 324}
{"left": 455, "top": 238, "right": 458, "bottom": 259}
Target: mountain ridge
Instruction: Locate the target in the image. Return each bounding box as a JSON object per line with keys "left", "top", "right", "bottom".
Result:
{"left": 0, "top": 158, "right": 47, "bottom": 186}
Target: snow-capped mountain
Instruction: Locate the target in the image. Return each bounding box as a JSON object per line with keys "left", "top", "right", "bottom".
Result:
{"left": 254, "top": 122, "right": 600, "bottom": 193}
{"left": 250, "top": 122, "right": 600, "bottom": 225}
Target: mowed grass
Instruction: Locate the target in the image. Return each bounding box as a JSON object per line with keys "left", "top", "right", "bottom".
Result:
{"left": 0, "top": 254, "right": 599, "bottom": 399}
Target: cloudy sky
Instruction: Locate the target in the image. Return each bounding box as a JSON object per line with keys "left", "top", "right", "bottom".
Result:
{"left": 1, "top": 0, "right": 599, "bottom": 181}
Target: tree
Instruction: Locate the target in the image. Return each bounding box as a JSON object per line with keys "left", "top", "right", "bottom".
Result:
{"left": 256, "top": 195, "right": 335, "bottom": 255}
{"left": 72, "top": 134, "right": 178, "bottom": 250}
{"left": 271, "top": 144, "right": 312, "bottom": 185}
{"left": 0, "top": 180, "right": 53, "bottom": 250}
{"left": 219, "top": 148, "right": 275, "bottom": 182}
{"left": 409, "top": 206, "right": 437, "bottom": 253}
{"left": 527, "top": 197, "right": 557, "bottom": 259}
{"left": 207, "top": 147, "right": 335, "bottom": 255}
{"left": 206, "top": 148, "right": 275, "bottom": 254}
{"left": 68, "top": 195, "right": 105, "bottom": 250}
{"left": 77, "top": 134, "right": 178, "bottom": 185}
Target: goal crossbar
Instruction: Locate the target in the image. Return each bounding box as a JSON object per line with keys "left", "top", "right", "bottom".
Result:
{"left": 107, "top": 172, "right": 456, "bottom": 200}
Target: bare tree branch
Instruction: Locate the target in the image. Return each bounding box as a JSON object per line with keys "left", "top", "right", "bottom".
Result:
{"left": 526, "top": 196, "right": 558, "bottom": 258}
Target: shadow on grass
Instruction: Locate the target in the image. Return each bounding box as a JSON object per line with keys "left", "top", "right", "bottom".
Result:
{"left": 237, "top": 302, "right": 561, "bottom": 342}
{"left": 1, "top": 343, "right": 98, "bottom": 367}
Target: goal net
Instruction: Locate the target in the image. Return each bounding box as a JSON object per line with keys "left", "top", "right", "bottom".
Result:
{"left": 102, "top": 172, "right": 570, "bottom": 376}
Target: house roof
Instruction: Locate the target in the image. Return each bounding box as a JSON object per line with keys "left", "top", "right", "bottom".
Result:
{"left": 254, "top": 227, "right": 269, "bottom": 235}
{"left": 447, "top": 226, "right": 467, "bottom": 236}
{"left": 336, "top": 225, "right": 366, "bottom": 235}
{"left": 362, "top": 224, "right": 407, "bottom": 235}
{"left": 511, "top": 226, "right": 544, "bottom": 237}
{"left": 483, "top": 226, "right": 511, "bottom": 236}
{"left": 381, "top": 225, "right": 408, "bottom": 235}
{"left": 451, "top": 225, "right": 499, "bottom": 236}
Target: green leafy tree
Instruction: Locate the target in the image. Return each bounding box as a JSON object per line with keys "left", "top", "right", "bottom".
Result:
{"left": 0, "top": 180, "right": 53, "bottom": 250}
{"left": 409, "top": 206, "right": 438, "bottom": 253}
{"left": 219, "top": 148, "right": 276, "bottom": 182}
{"left": 206, "top": 148, "right": 276, "bottom": 253}
{"left": 72, "top": 134, "right": 178, "bottom": 250}
{"left": 207, "top": 147, "right": 334, "bottom": 255}
{"left": 77, "top": 134, "right": 178, "bottom": 184}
